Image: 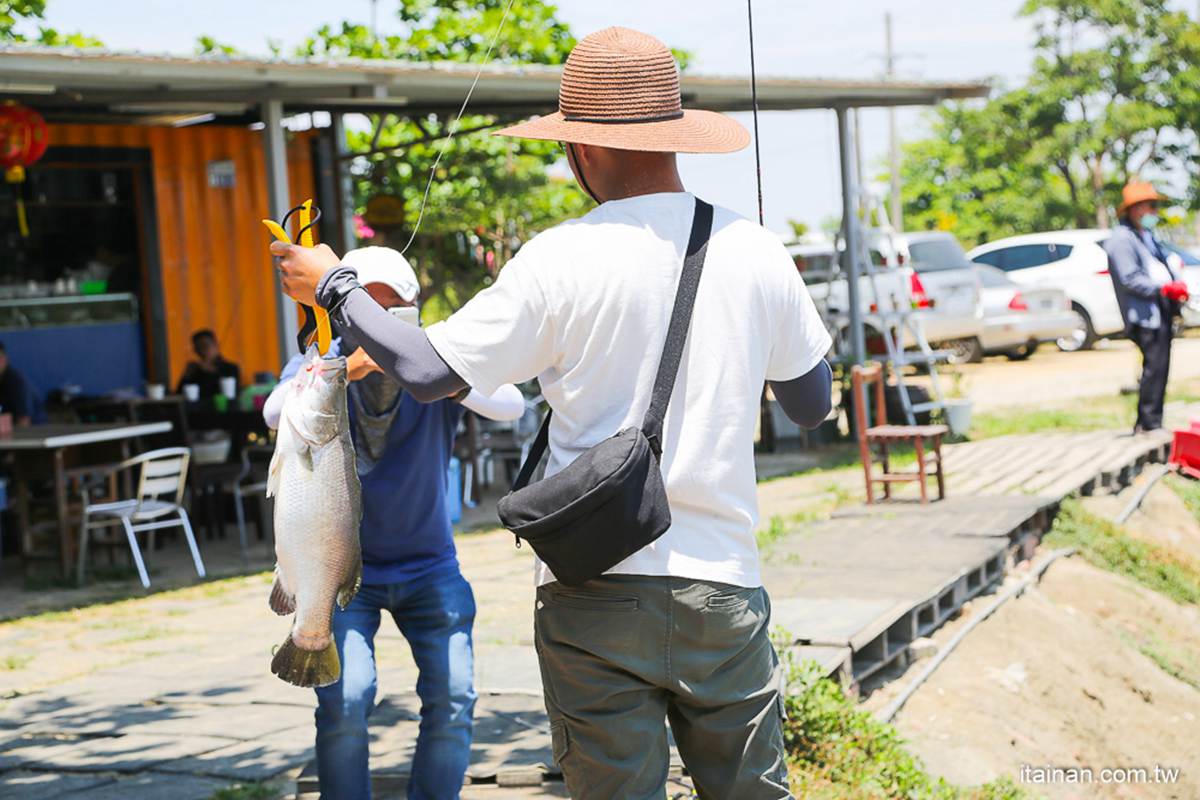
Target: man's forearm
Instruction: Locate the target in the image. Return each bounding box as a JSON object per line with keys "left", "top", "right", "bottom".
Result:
{"left": 317, "top": 267, "right": 467, "bottom": 402}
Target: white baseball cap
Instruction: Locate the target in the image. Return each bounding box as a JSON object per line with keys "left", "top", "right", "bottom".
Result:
{"left": 341, "top": 246, "right": 419, "bottom": 302}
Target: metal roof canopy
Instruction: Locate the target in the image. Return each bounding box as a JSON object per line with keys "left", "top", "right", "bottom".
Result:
{"left": 0, "top": 46, "right": 989, "bottom": 369}
{"left": 0, "top": 46, "right": 989, "bottom": 119}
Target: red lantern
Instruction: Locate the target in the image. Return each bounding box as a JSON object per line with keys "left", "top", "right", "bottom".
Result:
{"left": 0, "top": 101, "right": 49, "bottom": 237}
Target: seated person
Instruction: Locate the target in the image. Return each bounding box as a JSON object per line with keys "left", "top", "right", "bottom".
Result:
{"left": 176, "top": 329, "right": 240, "bottom": 399}
{"left": 0, "top": 342, "right": 43, "bottom": 426}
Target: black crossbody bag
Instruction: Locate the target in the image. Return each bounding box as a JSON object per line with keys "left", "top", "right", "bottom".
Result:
{"left": 497, "top": 198, "right": 713, "bottom": 586}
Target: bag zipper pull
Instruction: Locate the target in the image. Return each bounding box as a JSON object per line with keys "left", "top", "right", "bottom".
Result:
{"left": 514, "top": 534, "right": 522, "bottom": 548}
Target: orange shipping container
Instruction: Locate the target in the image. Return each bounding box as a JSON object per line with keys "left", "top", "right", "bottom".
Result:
{"left": 49, "top": 123, "right": 318, "bottom": 385}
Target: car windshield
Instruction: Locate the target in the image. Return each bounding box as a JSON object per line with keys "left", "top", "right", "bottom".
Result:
{"left": 908, "top": 238, "right": 973, "bottom": 272}
{"left": 1163, "top": 242, "right": 1200, "bottom": 265}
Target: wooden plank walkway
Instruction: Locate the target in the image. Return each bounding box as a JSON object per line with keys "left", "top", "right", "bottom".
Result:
{"left": 770, "top": 414, "right": 1184, "bottom": 687}
{"left": 935, "top": 430, "right": 1171, "bottom": 499}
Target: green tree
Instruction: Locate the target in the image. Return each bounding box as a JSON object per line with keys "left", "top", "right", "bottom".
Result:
{"left": 196, "top": 35, "right": 240, "bottom": 56}
{"left": 785, "top": 219, "right": 809, "bottom": 241}
{"left": 899, "top": 0, "right": 1200, "bottom": 245}
{"left": 291, "top": 1, "right": 585, "bottom": 317}
{"left": 898, "top": 90, "right": 1079, "bottom": 247}
{"left": 1020, "top": 0, "right": 1199, "bottom": 225}
{"left": 1, "top": 0, "right": 101, "bottom": 46}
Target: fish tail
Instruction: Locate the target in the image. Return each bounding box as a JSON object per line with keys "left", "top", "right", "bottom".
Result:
{"left": 271, "top": 634, "right": 340, "bottom": 688}
{"left": 337, "top": 554, "right": 362, "bottom": 611}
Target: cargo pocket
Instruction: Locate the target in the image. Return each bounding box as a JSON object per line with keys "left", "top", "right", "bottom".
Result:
{"left": 550, "top": 720, "right": 570, "bottom": 765}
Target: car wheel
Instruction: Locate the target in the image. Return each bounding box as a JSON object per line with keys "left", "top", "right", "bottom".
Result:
{"left": 944, "top": 337, "right": 984, "bottom": 364}
{"left": 1056, "top": 305, "right": 1096, "bottom": 352}
{"left": 1005, "top": 340, "right": 1039, "bottom": 361}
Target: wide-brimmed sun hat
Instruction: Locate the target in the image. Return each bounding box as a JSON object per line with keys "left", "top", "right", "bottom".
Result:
{"left": 1118, "top": 181, "right": 1162, "bottom": 214}
{"left": 496, "top": 27, "right": 749, "bottom": 154}
{"left": 342, "top": 247, "right": 419, "bottom": 302}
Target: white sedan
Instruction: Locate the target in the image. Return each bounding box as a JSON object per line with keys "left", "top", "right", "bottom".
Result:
{"left": 1161, "top": 242, "right": 1200, "bottom": 329}
{"left": 975, "top": 265, "right": 1081, "bottom": 360}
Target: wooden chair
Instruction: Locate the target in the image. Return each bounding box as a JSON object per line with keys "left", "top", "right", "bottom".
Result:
{"left": 851, "top": 363, "right": 948, "bottom": 504}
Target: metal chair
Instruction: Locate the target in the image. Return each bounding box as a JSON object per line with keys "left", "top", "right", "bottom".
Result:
{"left": 230, "top": 443, "right": 274, "bottom": 561}
{"left": 75, "top": 446, "right": 205, "bottom": 588}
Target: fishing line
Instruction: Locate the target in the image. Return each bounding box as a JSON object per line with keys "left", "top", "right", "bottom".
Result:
{"left": 746, "top": 0, "right": 764, "bottom": 226}
{"left": 399, "top": 0, "right": 517, "bottom": 256}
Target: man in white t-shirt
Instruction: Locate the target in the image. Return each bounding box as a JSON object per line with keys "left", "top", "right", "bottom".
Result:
{"left": 273, "top": 26, "right": 832, "bottom": 800}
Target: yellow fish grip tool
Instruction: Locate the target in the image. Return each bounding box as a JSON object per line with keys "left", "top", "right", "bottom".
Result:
{"left": 262, "top": 198, "right": 333, "bottom": 355}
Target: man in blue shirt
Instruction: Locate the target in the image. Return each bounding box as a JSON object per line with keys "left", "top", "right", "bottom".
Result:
{"left": 264, "top": 247, "right": 524, "bottom": 800}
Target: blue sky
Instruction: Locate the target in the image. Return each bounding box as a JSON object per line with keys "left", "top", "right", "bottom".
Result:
{"left": 33, "top": 0, "right": 1040, "bottom": 233}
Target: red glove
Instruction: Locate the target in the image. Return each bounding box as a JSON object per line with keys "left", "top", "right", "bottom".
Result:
{"left": 1162, "top": 281, "right": 1190, "bottom": 302}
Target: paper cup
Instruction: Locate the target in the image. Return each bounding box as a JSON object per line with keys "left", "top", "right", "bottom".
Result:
{"left": 146, "top": 383, "right": 165, "bottom": 400}
{"left": 183, "top": 384, "right": 200, "bottom": 402}
{"left": 220, "top": 376, "right": 237, "bottom": 399}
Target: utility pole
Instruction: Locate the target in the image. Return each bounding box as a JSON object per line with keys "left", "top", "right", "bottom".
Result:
{"left": 886, "top": 12, "right": 902, "bottom": 232}
{"left": 853, "top": 108, "right": 865, "bottom": 219}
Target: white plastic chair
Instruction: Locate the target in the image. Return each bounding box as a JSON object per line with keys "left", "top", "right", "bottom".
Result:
{"left": 76, "top": 447, "right": 205, "bottom": 588}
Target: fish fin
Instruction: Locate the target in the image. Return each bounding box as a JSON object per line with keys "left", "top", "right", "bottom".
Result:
{"left": 266, "top": 434, "right": 283, "bottom": 498}
{"left": 336, "top": 555, "right": 362, "bottom": 611}
{"left": 268, "top": 568, "right": 295, "bottom": 616}
{"left": 271, "top": 635, "right": 341, "bottom": 688}
{"left": 267, "top": 412, "right": 311, "bottom": 498}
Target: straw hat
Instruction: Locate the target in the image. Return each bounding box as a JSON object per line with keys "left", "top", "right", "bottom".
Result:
{"left": 496, "top": 27, "right": 749, "bottom": 154}
{"left": 1118, "top": 181, "right": 1161, "bottom": 215}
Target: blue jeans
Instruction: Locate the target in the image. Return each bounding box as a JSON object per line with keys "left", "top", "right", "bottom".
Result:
{"left": 315, "top": 565, "right": 477, "bottom": 800}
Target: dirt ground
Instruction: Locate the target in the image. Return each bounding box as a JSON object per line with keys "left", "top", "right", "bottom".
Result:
{"left": 864, "top": 477, "right": 1200, "bottom": 799}
{"left": 919, "top": 334, "right": 1200, "bottom": 413}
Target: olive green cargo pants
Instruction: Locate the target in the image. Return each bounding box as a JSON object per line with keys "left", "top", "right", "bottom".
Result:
{"left": 534, "top": 575, "right": 791, "bottom": 799}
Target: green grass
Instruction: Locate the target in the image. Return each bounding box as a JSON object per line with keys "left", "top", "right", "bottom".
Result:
{"left": 1044, "top": 499, "right": 1200, "bottom": 605}
{"left": 968, "top": 382, "right": 1200, "bottom": 441}
{"left": 757, "top": 515, "right": 789, "bottom": 549}
{"left": 0, "top": 654, "right": 32, "bottom": 671}
{"left": 205, "top": 783, "right": 280, "bottom": 800}
{"left": 969, "top": 405, "right": 1130, "bottom": 439}
{"left": 1137, "top": 636, "right": 1200, "bottom": 690}
{"left": 1167, "top": 474, "right": 1200, "bottom": 522}
{"left": 779, "top": 647, "right": 1028, "bottom": 799}
{"left": 756, "top": 482, "right": 860, "bottom": 552}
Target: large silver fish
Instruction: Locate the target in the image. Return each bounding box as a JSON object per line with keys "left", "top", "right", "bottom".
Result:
{"left": 266, "top": 352, "right": 362, "bottom": 688}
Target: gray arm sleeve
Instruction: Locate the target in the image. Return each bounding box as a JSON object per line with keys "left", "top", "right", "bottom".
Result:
{"left": 769, "top": 359, "right": 833, "bottom": 429}
{"left": 316, "top": 266, "right": 468, "bottom": 402}
{"left": 1105, "top": 231, "right": 1162, "bottom": 300}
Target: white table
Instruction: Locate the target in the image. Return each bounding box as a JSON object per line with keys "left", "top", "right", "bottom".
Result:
{"left": 0, "top": 422, "right": 172, "bottom": 576}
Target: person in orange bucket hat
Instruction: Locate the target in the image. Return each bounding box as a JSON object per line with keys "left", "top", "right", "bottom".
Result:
{"left": 274, "top": 26, "right": 834, "bottom": 798}
{"left": 1104, "top": 180, "right": 1190, "bottom": 432}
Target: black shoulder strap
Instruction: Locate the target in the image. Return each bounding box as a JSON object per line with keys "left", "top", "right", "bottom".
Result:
{"left": 510, "top": 197, "right": 714, "bottom": 490}
{"left": 512, "top": 407, "right": 551, "bottom": 490}
{"left": 641, "top": 197, "right": 713, "bottom": 456}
